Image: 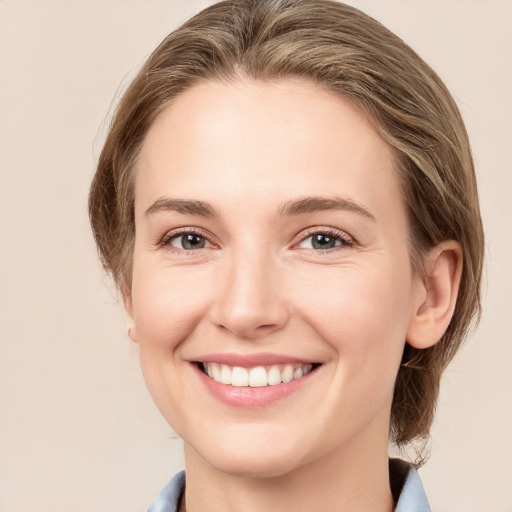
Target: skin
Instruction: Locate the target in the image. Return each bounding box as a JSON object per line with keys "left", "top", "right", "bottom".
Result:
{"left": 126, "top": 79, "right": 462, "bottom": 512}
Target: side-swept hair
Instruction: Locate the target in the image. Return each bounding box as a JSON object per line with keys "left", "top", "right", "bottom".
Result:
{"left": 89, "top": 0, "right": 484, "bottom": 460}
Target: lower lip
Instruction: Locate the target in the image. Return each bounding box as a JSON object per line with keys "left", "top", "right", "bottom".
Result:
{"left": 192, "top": 364, "right": 317, "bottom": 407}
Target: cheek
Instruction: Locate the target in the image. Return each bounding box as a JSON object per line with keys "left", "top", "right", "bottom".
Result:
{"left": 131, "top": 264, "right": 212, "bottom": 350}
{"left": 296, "top": 262, "right": 413, "bottom": 371}
{"left": 131, "top": 263, "right": 215, "bottom": 427}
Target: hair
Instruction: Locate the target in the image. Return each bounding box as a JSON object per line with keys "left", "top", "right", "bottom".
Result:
{"left": 89, "top": 0, "right": 484, "bottom": 461}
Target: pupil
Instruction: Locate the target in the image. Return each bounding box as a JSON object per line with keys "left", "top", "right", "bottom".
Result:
{"left": 183, "top": 234, "right": 205, "bottom": 250}
{"left": 312, "top": 234, "right": 336, "bottom": 249}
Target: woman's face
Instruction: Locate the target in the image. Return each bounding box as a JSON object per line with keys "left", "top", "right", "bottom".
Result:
{"left": 128, "top": 79, "right": 425, "bottom": 477}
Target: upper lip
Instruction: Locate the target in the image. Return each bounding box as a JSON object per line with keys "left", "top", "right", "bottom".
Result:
{"left": 191, "top": 352, "right": 318, "bottom": 367}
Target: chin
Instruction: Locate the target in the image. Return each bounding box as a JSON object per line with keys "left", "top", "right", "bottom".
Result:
{"left": 186, "top": 431, "right": 309, "bottom": 480}
{"left": 209, "top": 451, "right": 305, "bottom": 480}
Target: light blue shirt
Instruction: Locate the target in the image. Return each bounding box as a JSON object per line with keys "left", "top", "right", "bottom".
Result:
{"left": 147, "top": 460, "right": 431, "bottom": 512}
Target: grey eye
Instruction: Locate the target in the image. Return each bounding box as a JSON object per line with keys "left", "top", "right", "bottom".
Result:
{"left": 171, "top": 233, "right": 208, "bottom": 250}
{"left": 312, "top": 234, "right": 339, "bottom": 249}
{"left": 300, "top": 233, "right": 343, "bottom": 250}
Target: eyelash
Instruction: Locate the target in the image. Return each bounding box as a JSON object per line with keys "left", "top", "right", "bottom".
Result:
{"left": 158, "top": 226, "right": 355, "bottom": 253}
{"left": 159, "top": 227, "right": 215, "bottom": 252}
{"left": 292, "top": 226, "right": 355, "bottom": 252}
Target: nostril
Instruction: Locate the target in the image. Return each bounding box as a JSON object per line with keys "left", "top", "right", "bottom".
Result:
{"left": 215, "top": 320, "right": 284, "bottom": 340}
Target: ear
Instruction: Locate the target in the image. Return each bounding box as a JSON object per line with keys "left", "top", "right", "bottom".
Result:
{"left": 406, "top": 240, "right": 463, "bottom": 349}
{"left": 122, "top": 291, "right": 139, "bottom": 344}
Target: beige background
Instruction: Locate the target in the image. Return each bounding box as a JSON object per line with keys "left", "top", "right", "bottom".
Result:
{"left": 0, "top": 1, "right": 511, "bottom": 511}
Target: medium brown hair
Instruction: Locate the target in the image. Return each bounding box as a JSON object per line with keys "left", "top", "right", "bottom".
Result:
{"left": 89, "top": 0, "right": 484, "bottom": 459}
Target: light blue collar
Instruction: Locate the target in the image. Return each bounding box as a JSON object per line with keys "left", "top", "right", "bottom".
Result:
{"left": 395, "top": 464, "right": 431, "bottom": 512}
{"left": 147, "top": 471, "right": 185, "bottom": 512}
{"left": 148, "top": 460, "right": 431, "bottom": 511}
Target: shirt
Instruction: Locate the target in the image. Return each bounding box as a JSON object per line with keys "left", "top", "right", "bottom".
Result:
{"left": 147, "top": 459, "right": 431, "bottom": 512}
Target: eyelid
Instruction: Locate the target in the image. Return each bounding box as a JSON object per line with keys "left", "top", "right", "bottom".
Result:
{"left": 291, "top": 226, "right": 355, "bottom": 250}
{"left": 156, "top": 225, "right": 354, "bottom": 252}
{"left": 158, "top": 226, "right": 218, "bottom": 249}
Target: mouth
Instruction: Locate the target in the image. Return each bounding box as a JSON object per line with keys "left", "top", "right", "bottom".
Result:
{"left": 197, "top": 361, "right": 320, "bottom": 387}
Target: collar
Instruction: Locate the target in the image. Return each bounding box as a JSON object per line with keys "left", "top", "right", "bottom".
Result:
{"left": 390, "top": 458, "right": 431, "bottom": 512}
{"left": 148, "top": 459, "right": 431, "bottom": 512}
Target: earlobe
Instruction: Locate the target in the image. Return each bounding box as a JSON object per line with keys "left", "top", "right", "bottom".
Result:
{"left": 406, "top": 240, "right": 463, "bottom": 349}
{"left": 123, "top": 292, "right": 139, "bottom": 344}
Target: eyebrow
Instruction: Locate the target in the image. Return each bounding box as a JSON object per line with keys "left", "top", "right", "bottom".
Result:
{"left": 279, "top": 196, "right": 376, "bottom": 221}
{"left": 144, "top": 198, "right": 218, "bottom": 218}
{"left": 144, "top": 195, "right": 375, "bottom": 221}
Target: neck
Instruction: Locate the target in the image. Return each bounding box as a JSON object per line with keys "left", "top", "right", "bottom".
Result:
{"left": 182, "top": 432, "right": 394, "bottom": 512}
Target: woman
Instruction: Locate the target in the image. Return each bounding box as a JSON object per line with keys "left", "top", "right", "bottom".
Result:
{"left": 89, "top": 1, "right": 484, "bottom": 510}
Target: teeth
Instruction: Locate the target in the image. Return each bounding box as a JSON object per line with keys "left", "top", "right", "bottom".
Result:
{"left": 281, "top": 365, "right": 294, "bottom": 383}
{"left": 231, "top": 366, "right": 249, "bottom": 387}
{"left": 249, "top": 366, "right": 267, "bottom": 387}
{"left": 267, "top": 365, "right": 281, "bottom": 386}
{"left": 220, "top": 364, "right": 232, "bottom": 385}
{"left": 202, "top": 362, "right": 315, "bottom": 387}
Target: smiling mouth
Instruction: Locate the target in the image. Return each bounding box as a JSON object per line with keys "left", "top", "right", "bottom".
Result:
{"left": 198, "top": 362, "right": 320, "bottom": 387}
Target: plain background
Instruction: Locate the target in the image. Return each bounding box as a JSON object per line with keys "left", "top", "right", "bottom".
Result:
{"left": 0, "top": 1, "right": 511, "bottom": 511}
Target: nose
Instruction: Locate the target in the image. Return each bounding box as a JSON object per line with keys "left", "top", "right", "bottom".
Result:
{"left": 209, "top": 248, "right": 290, "bottom": 339}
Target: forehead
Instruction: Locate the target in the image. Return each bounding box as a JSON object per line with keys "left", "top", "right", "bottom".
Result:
{"left": 135, "top": 79, "right": 402, "bottom": 223}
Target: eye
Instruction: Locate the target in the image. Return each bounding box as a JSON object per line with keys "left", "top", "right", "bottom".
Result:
{"left": 297, "top": 229, "right": 353, "bottom": 251}
{"left": 162, "top": 231, "right": 213, "bottom": 251}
